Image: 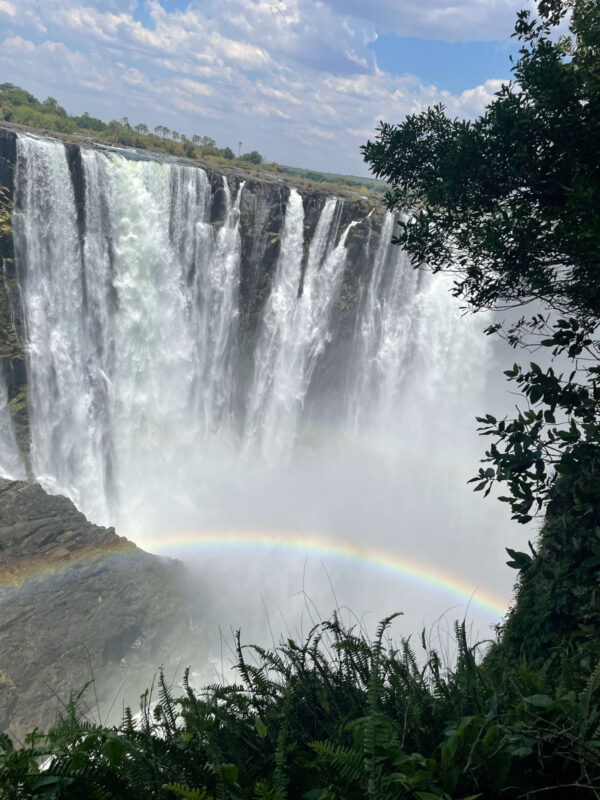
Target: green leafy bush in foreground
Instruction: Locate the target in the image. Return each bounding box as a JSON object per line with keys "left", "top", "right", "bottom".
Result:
{"left": 2, "top": 614, "right": 600, "bottom": 799}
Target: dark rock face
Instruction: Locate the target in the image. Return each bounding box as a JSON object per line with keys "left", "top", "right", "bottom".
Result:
{"left": 0, "top": 128, "right": 28, "bottom": 466}
{"left": 0, "top": 478, "right": 193, "bottom": 738}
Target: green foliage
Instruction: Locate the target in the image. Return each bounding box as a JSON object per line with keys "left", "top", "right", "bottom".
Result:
{"left": 0, "top": 84, "right": 249, "bottom": 165}
{"left": 362, "top": 0, "right": 600, "bottom": 659}
{"left": 239, "top": 150, "right": 263, "bottom": 165}
{"left": 2, "top": 615, "right": 600, "bottom": 798}
{"left": 278, "top": 164, "right": 386, "bottom": 195}
{"left": 362, "top": 0, "right": 600, "bottom": 519}
{"left": 0, "top": 84, "right": 383, "bottom": 196}
{"left": 72, "top": 112, "right": 108, "bottom": 133}
{"left": 0, "top": 186, "right": 11, "bottom": 237}
{"left": 163, "top": 784, "right": 211, "bottom": 799}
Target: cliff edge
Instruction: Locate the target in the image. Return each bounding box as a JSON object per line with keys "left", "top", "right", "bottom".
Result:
{"left": 0, "top": 478, "right": 193, "bottom": 739}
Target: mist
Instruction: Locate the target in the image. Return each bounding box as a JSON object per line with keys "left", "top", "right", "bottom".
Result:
{"left": 1, "top": 131, "right": 525, "bottom": 679}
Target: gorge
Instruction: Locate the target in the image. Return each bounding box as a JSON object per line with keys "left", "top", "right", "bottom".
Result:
{"left": 0, "top": 128, "right": 514, "bottom": 718}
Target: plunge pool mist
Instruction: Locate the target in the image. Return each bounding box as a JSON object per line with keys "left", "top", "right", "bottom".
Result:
{"left": 0, "top": 132, "right": 521, "bottom": 674}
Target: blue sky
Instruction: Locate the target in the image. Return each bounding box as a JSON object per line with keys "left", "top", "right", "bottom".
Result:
{"left": 370, "top": 36, "right": 518, "bottom": 95}
{"left": 0, "top": 0, "right": 531, "bottom": 174}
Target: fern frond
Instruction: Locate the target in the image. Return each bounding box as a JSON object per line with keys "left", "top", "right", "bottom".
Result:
{"left": 163, "top": 782, "right": 209, "bottom": 799}
{"left": 581, "top": 660, "right": 600, "bottom": 712}
{"left": 311, "top": 739, "right": 365, "bottom": 785}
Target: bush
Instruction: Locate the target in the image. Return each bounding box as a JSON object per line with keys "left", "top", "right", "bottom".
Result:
{"left": 72, "top": 112, "right": 107, "bottom": 133}
{"left": 2, "top": 615, "right": 600, "bottom": 799}
{"left": 239, "top": 150, "right": 263, "bottom": 164}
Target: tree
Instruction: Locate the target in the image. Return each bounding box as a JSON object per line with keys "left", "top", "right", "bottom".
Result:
{"left": 134, "top": 123, "right": 148, "bottom": 135}
{"left": 171, "top": 130, "right": 180, "bottom": 142}
{"left": 107, "top": 119, "right": 123, "bottom": 136}
{"left": 0, "top": 83, "right": 39, "bottom": 108}
{"left": 42, "top": 96, "right": 67, "bottom": 116}
{"left": 363, "top": 0, "right": 600, "bottom": 520}
{"left": 73, "top": 112, "right": 107, "bottom": 132}
{"left": 222, "top": 146, "right": 235, "bottom": 160}
{"left": 363, "top": 0, "right": 600, "bottom": 656}
{"left": 240, "top": 150, "right": 263, "bottom": 164}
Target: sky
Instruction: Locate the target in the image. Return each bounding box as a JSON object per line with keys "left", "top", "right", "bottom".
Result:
{"left": 0, "top": 0, "right": 532, "bottom": 175}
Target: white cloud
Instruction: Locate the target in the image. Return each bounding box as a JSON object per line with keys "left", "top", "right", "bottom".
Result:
{"left": 446, "top": 79, "right": 505, "bottom": 117}
{"left": 320, "top": 0, "right": 535, "bottom": 42}
{"left": 0, "top": 0, "right": 16, "bottom": 18}
{"left": 178, "top": 78, "right": 213, "bottom": 97}
{"left": 0, "top": 0, "right": 516, "bottom": 172}
{"left": 0, "top": 0, "right": 46, "bottom": 33}
{"left": 209, "top": 32, "right": 271, "bottom": 69}
{"left": 122, "top": 67, "right": 148, "bottom": 87}
{"left": 84, "top": 0, "right": 137, "bottom": 11}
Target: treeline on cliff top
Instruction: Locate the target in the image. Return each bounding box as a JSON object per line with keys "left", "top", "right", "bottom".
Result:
{"left": 3, "top": 0, "right": 600, "bottom": 796}
{"left": 0, "top": 83, "right": 385, "bottom": 196}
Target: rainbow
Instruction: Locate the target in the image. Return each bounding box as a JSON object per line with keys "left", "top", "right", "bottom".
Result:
{"left": 0, "top": 529, "right": 509, "bottom": 619}
{"left": 0, "top": 539, "right": 140, "bottom": 592}
{"left": 140, "top": 529, "right": 509, "bottom": 618}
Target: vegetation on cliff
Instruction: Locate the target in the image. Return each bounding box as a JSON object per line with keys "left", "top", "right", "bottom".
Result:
{"left": 0, "top": 84, "right": 253, "bottom": 166}
{"left": 2, "top": 1, "right": 600, "bottom": 797}
{"left": 0, "top": 85, "right": 384, "bottom": 198}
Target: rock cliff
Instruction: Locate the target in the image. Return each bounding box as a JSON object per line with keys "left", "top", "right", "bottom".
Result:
{"left": 0, "top": 478, "right": 193, "bottom": 739}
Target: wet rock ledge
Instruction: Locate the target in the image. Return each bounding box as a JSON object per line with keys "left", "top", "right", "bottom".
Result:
{"left": 0, "top": 478, "right": 192, "bottom": 739}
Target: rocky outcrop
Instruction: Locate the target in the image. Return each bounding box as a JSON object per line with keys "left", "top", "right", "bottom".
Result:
{"left": 0, "top": 129, "right": 27, "bottom": 468}
{"left": 0, "top": 478, "right": 193, "bottom": 739}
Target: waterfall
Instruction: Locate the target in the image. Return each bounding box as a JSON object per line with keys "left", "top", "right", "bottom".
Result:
{"left": 2, "top": 130, "right": 512, "bottom": 634}
{"left": 6, "top": 131, "right": 490, "bottom": 520}
{"left": 244, "top": 192, "right": 350, "bottom": 459}
{"left": 193, "top": 177, "right": 243, "bottom": 436}
{"left": 244, "top": 188, "right": 306, "bottom": 457}
{"left": 12, "top": 135, "right": 102, "bottom": 511}
{"left": 10, "top": 135, "right": 246, "bottom": 522}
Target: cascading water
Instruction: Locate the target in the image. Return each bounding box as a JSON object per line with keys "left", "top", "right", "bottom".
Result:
{"left": 2, "top": 131, "right": 516, "bottom": 645}
{"left": 244, "top": 192, "right": 349, "bottom": 460}
{"left": 13, "top": 135, "right": 103, "bottom": 511}
{"left": 348, "top": 211, "right": 417, "bottom": 428}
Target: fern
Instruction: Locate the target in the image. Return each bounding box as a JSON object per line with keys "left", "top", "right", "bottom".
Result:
{"left": 273, "top": 689, "right": 291, "bottom": 800}
{"left": 158, "top": 669, "right": 179, "bottom": 738}
{"left": 582, "top": 659, "right": 600, "bottom": 712}
{"left": 253, "top": 779, "right": 281, "bottom": 800}
{"left": 311, "top": 739, "right": 365, "bottom": 785}
{"left": 4, "top": 613, "right": 600, "bottom": 798}
{"left": 163, "top": 782, "right": 210, "bottom": 799}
